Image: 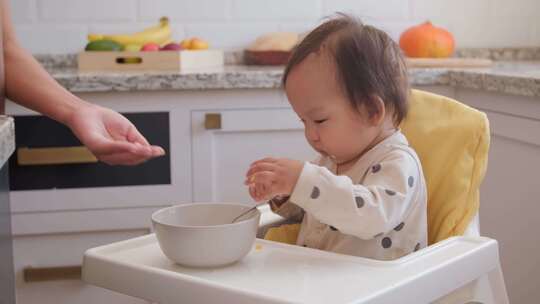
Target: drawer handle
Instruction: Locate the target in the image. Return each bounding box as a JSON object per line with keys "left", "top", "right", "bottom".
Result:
{"left": 204, "top": 113, "right": 222, "bottom": 130}
{"left": 23, "top": 265, "right": 81, "bottom": 282}
{"left": 17, "top": 146, "right": 98, "bottom": 166}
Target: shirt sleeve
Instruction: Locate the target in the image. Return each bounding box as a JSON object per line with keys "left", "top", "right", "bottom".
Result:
{"left": 269, "top": 196, "right": 304, "bottom": 223}
{"left": 268, "top": 156, "right": 323, "bottom": 222}
{"left": 288, "top": 150, "right": 421, "bottom": 240}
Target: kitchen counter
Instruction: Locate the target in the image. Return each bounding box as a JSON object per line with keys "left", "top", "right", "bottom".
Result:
{"left": 47, "top": 61, "right": 540, "bottom": 98}
{"left": 0, "top": 116, "right": 15, "bottom": 168}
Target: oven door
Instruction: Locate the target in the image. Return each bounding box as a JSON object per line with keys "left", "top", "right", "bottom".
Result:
{"left": 8, "top": 112, "right": 180, "bottom": 215}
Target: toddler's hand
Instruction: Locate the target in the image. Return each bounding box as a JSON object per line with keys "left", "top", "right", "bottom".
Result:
{"left": 244, "top": 157, "right": 304, "bottom": 201}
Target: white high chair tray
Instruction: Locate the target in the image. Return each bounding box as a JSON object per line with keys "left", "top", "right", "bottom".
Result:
{"left": 83, "top": 234, "right": 499, "bottom": 304}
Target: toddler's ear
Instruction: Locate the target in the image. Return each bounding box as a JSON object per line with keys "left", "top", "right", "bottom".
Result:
{"left": 369, "top": 95, "right": 386, "bottom": 126}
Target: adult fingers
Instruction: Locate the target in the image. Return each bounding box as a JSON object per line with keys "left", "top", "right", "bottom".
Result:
{"left": 126, "top": 124, "right": 150, "bottom": 146}
{"left": 97, "top": 152, "right": 149, "bottom": 166}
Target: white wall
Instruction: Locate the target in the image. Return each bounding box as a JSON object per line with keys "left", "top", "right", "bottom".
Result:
{"left": 9, "top": 0, "right": 540, "bottom": 54}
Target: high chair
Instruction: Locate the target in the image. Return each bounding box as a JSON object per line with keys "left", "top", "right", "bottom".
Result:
{"left": 260, "top": 89, "right": 509, "bottom": 303}
{"left": 82, "top": 90, "right": 509, "bottom": 304}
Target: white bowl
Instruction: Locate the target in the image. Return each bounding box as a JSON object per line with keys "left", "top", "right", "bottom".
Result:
{"left": 151, "top": 203, "right": 261, "bottom": 267}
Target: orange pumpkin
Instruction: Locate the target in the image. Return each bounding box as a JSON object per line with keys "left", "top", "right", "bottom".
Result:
{"left": 399, "top": 21, "right": 455, "bottom": 58}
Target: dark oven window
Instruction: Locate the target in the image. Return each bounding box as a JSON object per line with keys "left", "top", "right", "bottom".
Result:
{"left": 9, "top": 112, "right": 171, "bottom": 190}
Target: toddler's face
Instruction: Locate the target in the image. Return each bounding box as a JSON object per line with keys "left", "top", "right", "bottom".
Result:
{"left": 285, "top": 52, "right": 382, "bottom": 166}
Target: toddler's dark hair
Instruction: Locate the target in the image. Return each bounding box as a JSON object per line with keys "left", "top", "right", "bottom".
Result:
{"left": 283, "top": 14, "right": 409, "bottom": 125}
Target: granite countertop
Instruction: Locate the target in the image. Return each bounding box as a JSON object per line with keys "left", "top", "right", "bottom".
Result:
{"left": 46, "top": 61, "right": 540, "bottom": 98}
{"left": 0, "top": 116, "right": 15, "bottom": 168}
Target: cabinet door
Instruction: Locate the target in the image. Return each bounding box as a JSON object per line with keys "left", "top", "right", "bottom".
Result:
{"left": 456, "top": 89, "right": 540, "bottom": 304}
{"left": 14, "top": 229, "right": 150, "bottom": 304}
{"left": 192, "top": 108, "right": 317, "bottom": 203}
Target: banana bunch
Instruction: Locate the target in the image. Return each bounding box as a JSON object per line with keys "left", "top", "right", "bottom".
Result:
{"left": 88, "top": 17, "right": 172, "bottom": 46}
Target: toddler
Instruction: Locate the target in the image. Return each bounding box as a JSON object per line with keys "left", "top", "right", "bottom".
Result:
{"left": 245, "top": 15, "right": 427, "bottom": 260}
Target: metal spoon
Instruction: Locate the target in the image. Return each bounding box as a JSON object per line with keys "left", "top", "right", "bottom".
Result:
{"left": 231, "top": 201, "right": 268, "bottom": 223}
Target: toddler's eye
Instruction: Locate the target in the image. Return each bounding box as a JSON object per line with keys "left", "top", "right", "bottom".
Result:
{"left": 314, "top": 119, "right": 327, "bottom": 124}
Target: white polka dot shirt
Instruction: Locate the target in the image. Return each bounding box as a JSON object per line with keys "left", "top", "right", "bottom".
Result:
{"left": 271, "top": 130, "right": 427, "bottom": 260}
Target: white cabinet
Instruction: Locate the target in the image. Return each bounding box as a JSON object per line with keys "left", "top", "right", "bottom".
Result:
{"left": 416, "top": 86, "right": 540, "bottom": 304}
{"left": 191, "top": 107, "right": 317, "bottom": 203}
{"left": 455, "top": 89, "right": 540, "bottom": 304}
{"left": 11, "top": 206, "right": 162, "bottom": 304}
{"left": 14, "top": 230, "right": 151, "bottom": 304}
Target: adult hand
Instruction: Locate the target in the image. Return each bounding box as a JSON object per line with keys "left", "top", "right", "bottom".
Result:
{"left": 67, "top": 103, "right": 165, "bottom": 165}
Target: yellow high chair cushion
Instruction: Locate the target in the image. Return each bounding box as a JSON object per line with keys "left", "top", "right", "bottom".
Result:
{"left": 263, "top": 223, "right": 301, "bottom": 245}
{"left": 401, "top": 90, "right": 489, "bottom": 244}
{"left": 265, "top": 90, "right": 490, "bottom": 246}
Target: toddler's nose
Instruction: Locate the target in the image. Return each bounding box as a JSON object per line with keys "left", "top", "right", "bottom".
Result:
{"left": 305, "top": 125, "right": 319, "bottom": 142}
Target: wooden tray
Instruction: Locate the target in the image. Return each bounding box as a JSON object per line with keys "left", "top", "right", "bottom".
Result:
{"left": 78, "top": 50, "right": 224, "bottom": 72}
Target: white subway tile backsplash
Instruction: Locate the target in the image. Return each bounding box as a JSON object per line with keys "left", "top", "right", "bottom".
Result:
{"left": 7, "top": 0, "right": 540, "bottom": 53}
{"left": 38, "top": 0, "right": 137, "bottom": 21}
{"left": 408, "top": 0, "right": 496, "bottom": 48}
{"left": 532, "top": 21, "right": 540, "bottom": 46}
{"left": 9, "top": 0, "right": 37, "bottom": 22}
{"left": 456, "top": 18, "right": 536, "bottom": 48}
{"left": 14, "top": 24, "right": 87, "bottom": 54}
{"left": 278, "top": 21, "right": 323, "bottom": 35}
{"left": 184, "top": 23, "right": 281, "bottom": 50}
{"left": 231, "top": 0, "right": 322, "bottom": 21}
{"left": 410, "top": 0, "right": 492, "bottom": 30}
{"left": 323, "top": 0, "right": 409, "bottom": 22}
{"left": 369, "top": 21, "right": 418, "bottom": 43}
{"left": 138, "top": 0, "right": 231, "bottom": 21}
{"left": 491, "top": 0, "right": 539, "bottom": 18}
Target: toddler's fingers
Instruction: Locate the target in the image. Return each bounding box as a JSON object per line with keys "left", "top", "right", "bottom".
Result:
{"left": 244, "top": 173, "right": 261, "bottom": 186}
{"left": 248, "top": 185, "right": 257, "bottom": 201}
{"left": 250, "top": 157, "right": 278, "bottom": 167}
{"left": 260, "top": 183, "right": 274, "bottom": 201}
{"left": 255, "top": 185, "right": 265, "bottom": 202}
{"left": 256, "top": 182, "right": 266, "bottom": 198}
{"left": 256, "top": 182, "right": 271, "bottom": 201}
{"left": 250, "top": 171, "right": 275, "bottom": 188}
{"left": 246, "top": 162, "right": 277, "bottom": 177}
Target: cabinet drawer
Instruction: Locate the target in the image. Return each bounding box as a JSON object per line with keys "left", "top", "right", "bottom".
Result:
{"left": 11, "top": 205, "right": 166, "bottom": 236}
{"left": 9, "top": 112, "right": 170, "bottom": 190}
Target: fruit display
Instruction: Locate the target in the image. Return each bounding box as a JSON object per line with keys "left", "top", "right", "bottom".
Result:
{"left": 79, "top": 17, "right": 221, "bottom": 73}
{"left": 399, "top": 21, "right": 455, "bottom": 58}
{"left": 83, "top": 17, "right": 211, "bottom": 53}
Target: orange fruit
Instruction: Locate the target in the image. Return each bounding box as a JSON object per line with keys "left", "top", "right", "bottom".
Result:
{"left": 180, "top": 38, "right": 192, "bottom": 50}
{"left": 190, "top": 38, "right": 209, "bottom": 50}
{"left": 399, "top": 21, "right": 455, "bottom": 58}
